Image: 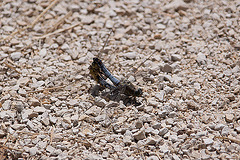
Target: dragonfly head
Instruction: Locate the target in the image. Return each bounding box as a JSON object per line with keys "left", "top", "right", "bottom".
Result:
{"left": 135, "top": 88, "right": 143, "bottom": 97}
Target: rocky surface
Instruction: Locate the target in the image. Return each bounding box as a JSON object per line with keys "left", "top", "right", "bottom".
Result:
{"left": 0, "top": 0, "right": 240, "bottom": 159}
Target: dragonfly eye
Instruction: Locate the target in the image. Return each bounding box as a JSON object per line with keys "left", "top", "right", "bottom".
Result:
{"left": 135, "top": 88, "right": 143, "bottom": 96}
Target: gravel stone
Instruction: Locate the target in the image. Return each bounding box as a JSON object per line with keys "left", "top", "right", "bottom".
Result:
{"left": 133, "top": 129, "right": 145, "bottom": 141}
{"left": 22, "top": 109, "right": 38, "bottom": 120}
{"left": 215, "top": 124, "right": 225, "bottom": 131}
{"left": 39, "top": 48, "right": 47, "bottom": 57}
{"left": 14, "top": 101, "right": 24, "bottom": 113}
{"left": 221, "top": 126, "right": 230, "bottom": 136}
{"left": 159, "top": 128, "right": 169, "bottom": 136}
{"left": 203, "top": 138, "right": 214, "bottom": 146}
{"left": 46, "top": 145, "right": 55, "bottom": 154}
{"left": 145, "top": 137, "right": 157, "bottom": 145}
{"left": 85, "top": 106, "right": 101, "bottom": 116}
{"left": 10, "top": 52, "right": 22, "bottom": 60}
{"left": 122, "top": 52, "right": 137, "bottom": 59}
{"left": 3, "top": 26, "right": 15, "bottom": 32}
{"left": 29, "top": 147, "right": 38, "bottom": 156}
{"left": 146, "top": 155, "right": 159, "bottom": 160}
{"left": 163, "top": 0, "right": 189, "bottom": 12}
{"left": 123, "top": 135, "right": 132, "bottom": 145}
{"left": 225, "top": 114, "right": 234, "bottom": 123}
{"left": 171, "top": 54, "right": 181, "bottom": 61}
{"left": 29, "top": 98, "right": 40, "bottom": 106}
{"left": 33, "top": 106, "right": 46, "bottom": 113}
{"left": 196, "top": 52, "right": 207, "bottom": 65}
{"left": 162, "top": 63, "right": 173, "bottom": 73}
{"left": 2, "top": 100, "right": 11, "bottom": 110}
{"left": 135, "top": 121, "right": 143, "bottom": 129}
{"left": 11, "top": 124, "right": 26, "bottom": 130}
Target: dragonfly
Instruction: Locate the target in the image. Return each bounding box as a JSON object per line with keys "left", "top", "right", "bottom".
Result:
{"left": 89, "top": 57, "right": 143, "bottom": 97}
{"left": 89, "top": 30, "right": 156, "bottom": 105}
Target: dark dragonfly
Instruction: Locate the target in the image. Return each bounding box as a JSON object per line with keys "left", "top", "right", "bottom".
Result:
{"left": 88, "top": 30, "right": 155, "bottom": 105}
{"left": 89, "top": 57, "right": 143, "bottom": 99}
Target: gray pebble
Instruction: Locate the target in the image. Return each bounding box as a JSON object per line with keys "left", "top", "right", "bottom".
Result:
{"left": 133, "top": 129, "right": 145, "bottom": 140}
{"left": 203, "top": 138, "right": 214, "bottom": 146}
{"left": 171, "top": 54, "right": 181, "bottom": 61}
{"left": 123, "top": 135, "right": 132, "bottom": 145}
{"left": 14, "top": 101, "right": 24, "bottom": 113}
{"left": 3, "top": 26, "right": 14, "bottom": 32}
{"left": 46, "top": 145, "right": 55, "bottom": 154}
{"left": 10, "top": 52, "right": 22, "bottom": 61}
{"left": 62, "top": 55, "right": 72, "bottom": 61}
{"left": 95, "top": 114, "right": 106, "bottom": 122}
{"left": 123, "top": 52, "right": 137, "bottom": 59}
{"left": 39, "top": 48, "right": 47, "bottom": 57}
{"left": 33, "top": 106, "right": 46, "bottom": 113}
{"left": 196, "top": 52, "right": 206, "bottom": 65}
{"left": 159, "top": 128, "right": 168, "bottom": 136}
{"left": 69, "top": 4, "right": 80, "bottom": 12}
{"left": 214, "top": 124, "right": 225, "bottom": 131}
{"left": 11, "top": 124, "right": 26, "bottom": 130}
{"left": 0, "top": 53, "right": 8, "bottom": 60}
{"left": 2, "top": 100, "right": 11, "bottom": 110}
{"left": 85, "top": 106, "right": 101, "bottom": 116}
{"left": 221, "top": 126, "right": 230, "bottom": 136}
{"left": 162, "top": 63, "right": 173, "bottom": 73}
{"left": 145, "top": 137, "right": 157, "bottom": 145}
{"left": 135, "top": 121, "right": 143, "bottom": 129}
{"left": 29, "top": 147, "right": 38, "bottom": 156}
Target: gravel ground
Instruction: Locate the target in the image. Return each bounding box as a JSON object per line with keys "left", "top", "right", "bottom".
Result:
{"left": 0, "top": 0, "right": 240, "bottom": 159}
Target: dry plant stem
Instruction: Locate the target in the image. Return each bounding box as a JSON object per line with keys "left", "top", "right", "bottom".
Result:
{"left": 215, "top": 136, "right": 240, "bottom": 144}
{"left": 27, "top": 85, "right": 66, "bottom": 93}
{"left": 0, "top": 145, "right": 23, "bottom": 152}
{"left": 47, "top": 11, "right": 72, "bottom": 33}
{"left": 31, "top": 0, "right": 60, "bottom": 28}
{"left": 0, "top": 0, "right": 60, "bottom": 43}
{"left": 97, "top": 29, "right": 113, "bottom": 58}
{"left": 33, "top": 23, "right": 81, "bottom": 40}
{"left": 6, "top": 58, "right": 21, "bottom": 68}
{"left": 17, "top": 131, "right": 48, "bottom": 135}
{"left": 50, "top": 127, "right": 54, "bottom": 145}
{"left": 3, "top": 134, "right": 10, "bottom": 145}
{"left": 3, "top": 61, "right": 21, "bottom": 74}
{"left": 134, "top": 50, "right": 158, "bottom": 75}
{"left": 0, "top": 147, "right": 6, "bottom": 160}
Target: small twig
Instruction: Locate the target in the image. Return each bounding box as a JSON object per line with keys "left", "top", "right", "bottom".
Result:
{"left": 33, "top": 23, "right": 81, "bottom": 39}
{"left": 0, "top": 145, "right": 23, "bottom": 152}
{"left": 134, "top": 50, "right": 158, "bottom": 74}
{"left": 215, "top": 136, "right": 240, "bottom": 144}
{"left": 30, "top": 0, "right": 60, "bottom": 28}
{"left": 17, "top": 131, "right": 48, "bottom": 135}
{"left": 50, "top": 126, "right": 54, "bottom": 145}
{"left": 27, "top": 85, "right": 65, "bottom": 93}
{"left": 3, "top": 61, "right": 21, "bottom": 74}
{"left": 97, "top": 29, "right": 113, "bottom": 58}
{"left": 136, "top": 143, "right": 145, "bottom": 160}
{"left": 47, "top": 11, "right": 72, "bottom": 33}
{"left": 0, "top": 147, "right": 6, "bottom": 160}
{"left": 6, "top": 58, "right": 21, "bottom": 68}
{"left": 0, "top": 0, "right": 59, "bottom": 43}
{"left": 3, "top": 134, "right": 10, "bottom": 145}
